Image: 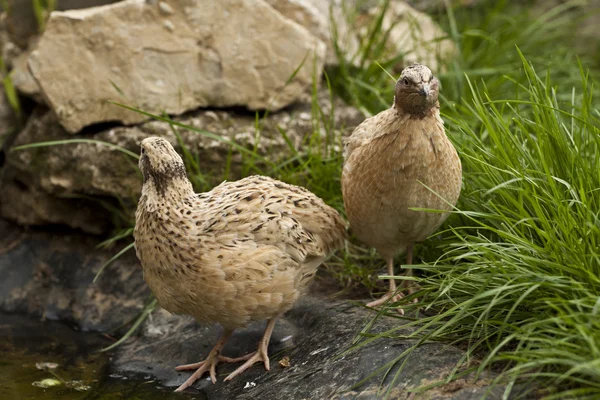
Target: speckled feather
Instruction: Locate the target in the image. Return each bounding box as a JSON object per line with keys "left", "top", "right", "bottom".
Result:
{"left": 342, "top": 64, "right": 462, "bottom": 259}
{"left": 134, "top": 138, "right": 346, "bottom": 330}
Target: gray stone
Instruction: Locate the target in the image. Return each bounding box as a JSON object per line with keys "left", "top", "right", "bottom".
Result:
{"left": 1, "top": 89, "right": 363, "bottom": 233}
{"left": 5, "top": 107, "right": 144, "bottom": 200}
{"left": 265, "top": 0, "right": 359, "bottom": 66}
{"left": 10, "top": 39, "right": 43, "bottom": 101}
{"left": 113, "top": 297, "right": 505, "bottom": 399}
{"left": 0, "top": 167, "right": 112, "bottom": 234}
{"left": 27, "top": 0, "right": 326, "bottom": 133}
{"left": 0, "top": 219, "right": 515, "bottom": 398}
{"left": 356, "top": 1, "right": 456, "bottom": 73}
{"left": 0, "top": 219, "right": 148, "bottom": 332}
{"left": 3, "top": 0, "right": 122, "bottom": 48}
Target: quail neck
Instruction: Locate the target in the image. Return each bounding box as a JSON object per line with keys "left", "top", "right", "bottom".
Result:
{"left": 138, "top": 139, "right": 193, "bottom": 211}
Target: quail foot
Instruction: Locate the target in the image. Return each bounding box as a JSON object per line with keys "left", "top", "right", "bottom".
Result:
{"left": 341, "top": 63, "right": 462, "bottom": 313}
{"left": 134, "top": 137, "right": 347, "bottom": 391}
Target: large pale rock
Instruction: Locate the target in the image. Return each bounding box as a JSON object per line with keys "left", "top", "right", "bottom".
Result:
{"left": 265, "top": 0, "right": 359, "bottom": 65}
{"left": 268, "top": 0, "right": 455, "bottom": 72}
{"left": 358, "top": 1, "right": 455, "bottom": 72}
{"left": 3, "top": 0, "right": 122, "bottom": 48}
{"left": 2, "top": 90, "right": 363, "bottom": 233}
{"left": 27, "top": 0, "right": 326, "bottom": 133}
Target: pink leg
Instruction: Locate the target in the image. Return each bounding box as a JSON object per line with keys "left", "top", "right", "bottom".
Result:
{"left": 367, "top": 243, "right": 419, "bottom": 313}
{"left": 367, "top": 257, "right": 406, "bottom": 314}
{"left": 174, "top": 329, "right": 239, "bottom": 391}
{"left": 223, "top": 318, "right": 277, "bottom": 381}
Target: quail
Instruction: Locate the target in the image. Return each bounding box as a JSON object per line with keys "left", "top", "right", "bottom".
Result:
{"left": 341, "top": 63, "right": 462, "bottom": 312}
{"left": 134, "top": 137, "right": 346, "bottom": 391}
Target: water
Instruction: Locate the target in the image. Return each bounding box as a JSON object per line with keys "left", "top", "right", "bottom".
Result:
{"left": 0, "top": 313, "right": 204, "bottom": 399}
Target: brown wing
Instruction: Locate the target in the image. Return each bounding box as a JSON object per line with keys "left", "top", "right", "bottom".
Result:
{"left": 199, "top": 176, "right": 346, "bottom": 260}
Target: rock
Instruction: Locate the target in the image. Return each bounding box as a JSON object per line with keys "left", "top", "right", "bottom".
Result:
{"left": 27, "top": 0, "right": 326, "bottom": 133}
{"left": 0, "top": 167, "right": 112, "bottom": 234}
{"left": 356, "top": 1, "right": 456, "bottom": 73}
{"left": 265, "top": 1, "right": 455, "bottom": 71}
{"left": 113, "top": 296, "right": 505, "bottom": 398}
{"left": 0, "top": 219, "right": 149, "bottom": 332}
{"left": 2, "top": 89, "right": 363, "bottom": 233}
{"left": 9, "top": 38, "right": 43, "bottom": 101}
{"left": 265, "top": 0, "right": 359, "bottom": 66}
{"left": 0, "top": 216, "right": 511, "bottom": 398}
{"left": 5, "top": 107, "right": 143, "bottom": 200}
{"left": 3, "top": 0, "right": 122, "bottom": 48}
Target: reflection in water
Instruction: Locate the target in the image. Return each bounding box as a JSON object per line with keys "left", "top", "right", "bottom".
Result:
{"left": 0, "top": 313, "right": 204, "bottom": 400}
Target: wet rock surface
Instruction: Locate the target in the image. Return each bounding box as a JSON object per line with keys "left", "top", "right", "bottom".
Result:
{"left": 114, "top": 299, "right": 505, "bottom": 399}
{"left": 0, "top": 219, "right": 148, "bottom": 332}
{"left": 0, "top": 218, "right": 510, "bottom": 399}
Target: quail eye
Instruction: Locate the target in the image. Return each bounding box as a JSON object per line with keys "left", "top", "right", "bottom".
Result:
{"left": 141, "top": 148, "right": 145, "bottom": 154}
{"left": 403, "top": 78, "right": 410, "bottom": 86}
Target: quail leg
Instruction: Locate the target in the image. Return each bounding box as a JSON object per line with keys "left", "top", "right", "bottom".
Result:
{"left": 367, "top": 244, "right": 419, "bottom": 314}
{"left": 367, "top": 257, "right": 406, "bottom": 314}
{"left": 401, "top": 245, "right": 420, "bottom": 302}
{"left": 223, "top": 318, "right": 277, "bottom": 381}
{"left": 174, "top": 329, "right": 245, "bottom": 391}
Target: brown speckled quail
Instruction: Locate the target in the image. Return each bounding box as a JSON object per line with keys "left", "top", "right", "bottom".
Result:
{"left": 134, "top": 137, "right": 346, "bottom": 392}
{"left": 341, "top": 63, "right": 462, "bottom": 313}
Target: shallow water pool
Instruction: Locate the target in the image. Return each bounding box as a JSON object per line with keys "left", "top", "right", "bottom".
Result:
{"left": 0, "top": 313, "right": 203, "bottom": 400}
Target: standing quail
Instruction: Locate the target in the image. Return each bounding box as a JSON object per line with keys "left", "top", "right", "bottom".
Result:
{"left": 134, "top": 137, "right": 346, "bottom": 391}
{"left": 341, "top": 63, "right": 462, "bottom": 312}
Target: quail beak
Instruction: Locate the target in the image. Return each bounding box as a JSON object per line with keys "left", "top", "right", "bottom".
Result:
{"left": 419, "top": 83, "right": 431, "bottom": 97}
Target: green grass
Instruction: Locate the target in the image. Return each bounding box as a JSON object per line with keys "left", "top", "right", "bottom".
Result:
{"left": 352, "top": 53, "right": 600, "bottom": 399}
{"left": 9, "top": 0, "right": 600, "bottom": 397}
{"left": 339, "top": 1, "right": 600, "bottom": 398}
